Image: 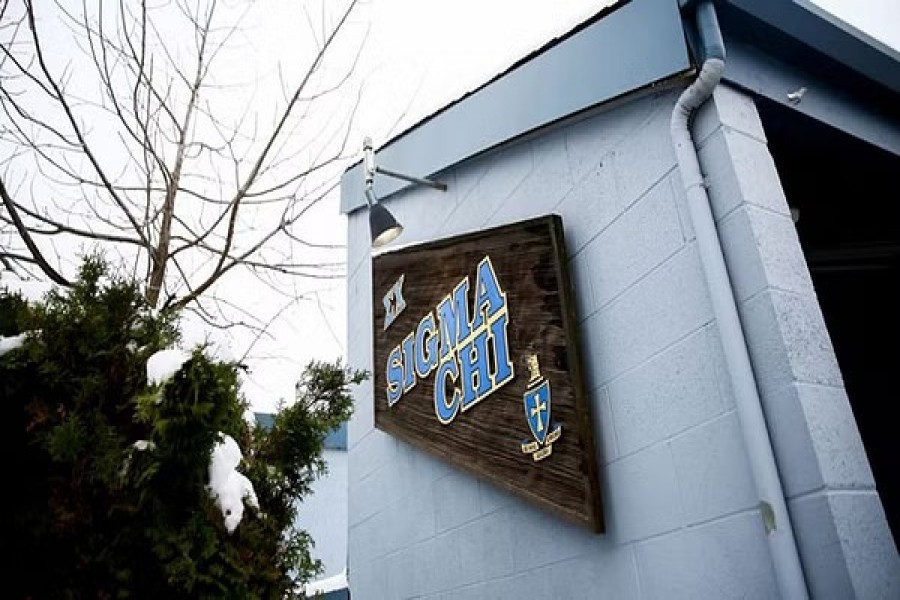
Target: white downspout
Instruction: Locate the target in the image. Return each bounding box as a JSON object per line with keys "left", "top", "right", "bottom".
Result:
{"left": 670, "top": 3, "right": 809, "bottom": 599}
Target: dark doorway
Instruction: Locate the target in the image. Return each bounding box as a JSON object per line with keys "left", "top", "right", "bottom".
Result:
{"left": 757, "top": 99, "right": 900, "bottom": 544}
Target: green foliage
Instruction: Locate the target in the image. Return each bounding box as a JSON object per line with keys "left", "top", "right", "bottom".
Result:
{"left": 5, "top": 257, "right": 365, "bottom": 599}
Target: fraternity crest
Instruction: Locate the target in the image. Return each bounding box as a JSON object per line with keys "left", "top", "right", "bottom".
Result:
{"left": 521, "top": 355, "right": 562, "bottom": 461}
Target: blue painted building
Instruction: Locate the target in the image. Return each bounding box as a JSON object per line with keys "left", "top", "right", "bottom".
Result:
{"left": 255, "top": 414, "right": 350, "bottom": 599}
{"left": 341, "top": 1, "right": 900, "bottom": 598}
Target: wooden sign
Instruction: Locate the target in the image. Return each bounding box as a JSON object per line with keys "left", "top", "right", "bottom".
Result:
{"left": 372, "top": 215, "right": 603, "bottom": 532}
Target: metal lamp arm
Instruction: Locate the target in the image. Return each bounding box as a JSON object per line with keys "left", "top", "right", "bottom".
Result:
{"left": 363, "top": 137, "right": 447, "bottom": 193}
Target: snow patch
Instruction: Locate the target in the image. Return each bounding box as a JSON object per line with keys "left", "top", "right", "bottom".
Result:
{"left": 181, "top": 319, "right": 236, "bottom": 363}
{"left": 146, "top": 348, "right": 190, "bottom": 386}
{"left": 208, "top": 433, "right": 258, "bottom": 534}
{"left": 0, "top": 333, "right": 27, "bottom": 357}
{"left": 303, "top": 568, "right": 348, "bottom": 596}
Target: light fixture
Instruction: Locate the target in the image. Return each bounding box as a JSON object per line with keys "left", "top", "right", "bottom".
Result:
{"left": 363, "top": 137, "right": 447, "bottom": 248}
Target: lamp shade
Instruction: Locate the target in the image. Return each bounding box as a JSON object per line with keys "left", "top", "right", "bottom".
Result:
{"left": 369, "top": 202, "right": 403, "bottom": 247}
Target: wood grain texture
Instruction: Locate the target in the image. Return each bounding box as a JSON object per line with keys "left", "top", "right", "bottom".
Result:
{"left": 372, "top": 215, "right": 604, "bottom": 532}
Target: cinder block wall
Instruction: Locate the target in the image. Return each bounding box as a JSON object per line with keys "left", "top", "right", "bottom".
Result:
{"left": 694, "top": 85, "right": 899, "bottom": 600}
{"left": 343, "top": 84, "right": 897, "bottom": 599}
{"left": 293, "top": 449, "right": 348, "bottom": 579}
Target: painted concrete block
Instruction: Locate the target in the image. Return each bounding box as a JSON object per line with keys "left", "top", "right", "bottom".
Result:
{"left": 592, "top": 385, "right": 618, "bottom": 464}
{"left": 799, "top": 382, "right": 875, "bottom": 491}
{"left": 348, "top": 554, "right": 388, "bottom": 600}
{"left": 348, "top": 429, "right": 395, "bottom": 483}
{"left": 348, "top": 465, "right": 391, "bottom": 527}
{"left": 439, "top": 510, "right": 518, "bottom": 589}
{"left": 829, "top": 492, "right": 900, "bottom": 599}
{"left": 636, "top": 511, "right": 778, "bottom": 600}
{"left": 296, "top": 450, "right": 348, "bottom": 578}
{"left": 759, "top": 380, "right": 824, "bottom": 498}
{"left": 347, "top": 378, "right": 374, "bottom": 447}
{"left": 740, "top": 289, "right": 843, "bottom": 396}
{"left": 409, "top": 443, "right": 453, "bottom": 485}
{"left": 346, "top": 317, "right": 371, "bottom": 368}
{"left": 486, "top": 128, "right": 573, "bottom": 226}
{"left": 569, "top": 250, "right": 598, "bottom": 322}
{"left": 553, "top": 155, "right": 620, "bottom": 255}
{"left": 563, "top": 90, "right": 658, "bottom": 183}
{"left": 373, "top": 488, "right": 435, "bottom": 553}
{"left": 718, "top": 204, "right": 815, "bottom": 302}
{"left": 696, "top": 129, "right": 742, "bottom": 221}
{"left": 390, "top": 513, "right": 523, "bottom": 598}
{"left": 346, "top": 212, "right": 369, "bottom": 279}
{"left": 791, "top": 492, "right": 856, "bottom": 600}
{"left": 543, "top": 546, "right": 641, "bottom": 600}
{"left": 403, "top": 171, "right": 462, "bottom": 244}
{"left": 350, "top": 442, "right": 444, "bottom": 531}
{"left": 668, "top": 169, "right": 696, "bottom": 242}
{"left": 607, "top": 324, "right": 732, "bottom": 457}
{"left": 398, "top": 446, "right": 449, "bottom": 504}
{"left": 603, "top": 443, "right": 684, "bottom": 543}
{"left": 437, "top": 568, "right": 555, "bottom": 600}
{"left": 612, "top": 96, "right": 679, "bottom": 209}
{"left": 346, "top": 253, "right": 371, "bottom": 315}
{"left": 508, "top": 500, "right": 604, "bottom": 573}
{"left": 349, "top": 508, "right": 392, "bottom": 564}
{"left": 478, "top": 479, "right": 514, "bottom": 516}
{"left": 411, "top": 537, "right": 461, "bottom": 598}
{"left": 753, "top": 353, "right": 871, "bottom": 499}
{"left": 433, "top": 470, "right": 483, "bottom": 533}
{"left": 699, "top": 128, "right": 791, "bottom": 222}
{"left": 437, "top": 544, "right": 639, "bottom": 600}
{"left": 791, "top": 490, "right": 900, "bottom": 600}
{"left": 383, "top": 544, "right": 428, "bottom": 600}
{"left": 580, "top": 243, "right": 713, "bottom": 389}
{"left": 670, "top": 412, "right": 758, "bottom": 525}
{"left": 377, "top": 187, "right": 434, "bottom": 250}
{"left": 579, "top": 175, "right": 685, "bottom": 312}
{"left": 446, "top": 142, "right": 534, "bottom": 234}
{"left": 693, "top": 83, "right": 768, "bottom": 146}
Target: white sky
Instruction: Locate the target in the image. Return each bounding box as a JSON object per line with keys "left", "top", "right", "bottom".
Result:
{"left": 806, "top": 0, "right": 900, "bottom": 55}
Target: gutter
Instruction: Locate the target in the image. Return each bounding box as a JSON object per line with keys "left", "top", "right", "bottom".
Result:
{"left": 670, "top": 3, "right": 809, "bottom": 598}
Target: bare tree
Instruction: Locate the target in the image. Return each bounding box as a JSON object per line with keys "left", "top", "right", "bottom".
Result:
{"left": 0, "top": 0, "right": 363, "bottom": 327}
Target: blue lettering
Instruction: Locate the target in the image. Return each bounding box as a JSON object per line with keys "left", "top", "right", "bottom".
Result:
{"left": 435, "top": 358, "right": 461, "bottom": 424}
{"left": 470, "top": 257, "right": 505, "bottom": 330}
{"left": 401, "top": 332, "right": 416, "bottom": 392}
{"left": 436, "top": 279, "right": 472, "bottom": 359}
{"left": 415, "top": 313, "right": 439, "bottom": 378}
{"left": 489, "top": 312, "right": 514, "bottom": 388}
{"left": 459, "top": 328, "right": 491, "bottom": 411}
{"left": 385, "top": 255, "right": 515, "bottom": 419}
{"left": 386, "top": 345, "right": 403, "bottom": 406}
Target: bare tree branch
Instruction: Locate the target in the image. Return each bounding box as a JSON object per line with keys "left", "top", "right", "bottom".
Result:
{"left": 1, "top": 0, "right": 364, "bottom": 359}
{"left": 0, "top": 176, "right": 71, "bottom": 286}
{"left": 23, "top": 1, "right": 151, "bottom": 249}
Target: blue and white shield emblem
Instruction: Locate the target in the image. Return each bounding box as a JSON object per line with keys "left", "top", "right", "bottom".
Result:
{"left": 521, "top": 355, "right": 562, "bottom": 462}
{"left": 524, "top": 380, "right": 551, "bottom": 445}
